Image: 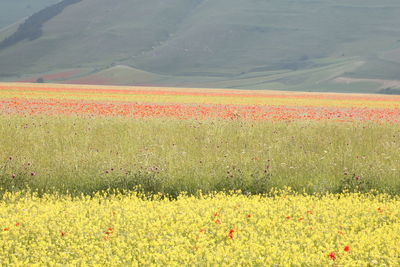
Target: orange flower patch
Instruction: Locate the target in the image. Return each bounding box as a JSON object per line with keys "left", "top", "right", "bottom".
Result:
{"left": 1, "top": 83, "right": 399, "bottom": 122}
{"left": 1, "top": 98, "right": 399, "bottom": 123}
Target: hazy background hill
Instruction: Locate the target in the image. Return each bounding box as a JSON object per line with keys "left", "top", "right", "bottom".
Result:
{"left": 1, "top": 0, "right": 400, "bottom": 93}
{"left": 0, "top": 0, "right": 60, "bottom": 29}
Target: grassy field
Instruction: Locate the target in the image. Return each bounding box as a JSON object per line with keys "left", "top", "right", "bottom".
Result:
{"left": 1, "top": 82, "right": 400, "bottom": 264}
{"left": 1, "top": 116, "right": 400, "bottom": 196}
{"left": 0, "top": 83, "right": 400, "bottom": 196}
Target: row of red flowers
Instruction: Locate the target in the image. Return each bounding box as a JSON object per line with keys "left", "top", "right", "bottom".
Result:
{"left": 1, "top": 98, "right": 399, "bottom": 123}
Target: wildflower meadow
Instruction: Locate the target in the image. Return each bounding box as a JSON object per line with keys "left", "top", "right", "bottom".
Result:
{"left": 0, "top": 82, "right": 399, "bottom": 265}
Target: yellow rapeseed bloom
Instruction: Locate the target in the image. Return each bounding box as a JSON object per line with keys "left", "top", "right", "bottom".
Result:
{"left": 0, "top": 191, "right": 399, "bottom": 266}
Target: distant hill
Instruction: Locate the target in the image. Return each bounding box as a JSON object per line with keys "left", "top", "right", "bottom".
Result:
{"left": 0, "top": 0, "right": 81, "bottom": 50}
{"left": 1, "top": 0, "right": 400, "bottom": 93}
{"left": 0, "top": 0, "right": 60, "bottom": 29}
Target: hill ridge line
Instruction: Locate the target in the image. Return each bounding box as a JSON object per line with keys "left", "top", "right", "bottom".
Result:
{"left": 0, "top": 0, "right": 82, "bottom": 50}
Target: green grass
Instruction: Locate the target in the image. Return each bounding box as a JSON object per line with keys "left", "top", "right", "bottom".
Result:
{"left": 1, "top": 115, "right": 399, "bottom": 196}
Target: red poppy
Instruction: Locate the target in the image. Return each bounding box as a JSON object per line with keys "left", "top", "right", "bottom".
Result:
{"left": 247, "top": 214, "right": 252, "bottom": 218}
{"left": 214, "top": 212, "right": 220, "bottom": 217}
{"left": 3, "top": 228, "right": 9, "bottom": 231}
{"left": 60, "top": 231, "right": 65, "bottom": 237}
{"left": 215, "top": 219, "right": 221, "bottom": 224}
{"left": 228, "top": 229, "right": 235, "bottom": 239}
{"left": 285, "top": 216, "right": 291, "bottom": 220}
{"left": 307, "top": 210, "right": 313, "bottom": 215}
{"left": 15, "top": 222, "right": 20, "bottom": 227}
{"left": 328, "top": 252, "right": 336, "bottom": 260}
{"left": 344, "top": 246, "right": 350, "bottom": 252}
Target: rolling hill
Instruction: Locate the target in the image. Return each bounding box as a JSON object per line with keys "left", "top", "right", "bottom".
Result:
{"left": 0, "top": 0, "right": 60, "bottom": 29}
{"left": 1, "top": 0, "right": 400, "bottom": 92}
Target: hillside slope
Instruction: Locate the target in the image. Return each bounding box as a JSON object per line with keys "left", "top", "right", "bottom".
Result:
{"left": 1, "top": 0, "right": 400, "bottom": 92}
{"left": 0, "top": 0, "right": 60, "bottom": 29}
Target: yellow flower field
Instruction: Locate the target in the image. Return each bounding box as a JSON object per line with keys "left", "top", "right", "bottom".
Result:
{"left": 1, "top": 191, "right": 399, "bottom": 266}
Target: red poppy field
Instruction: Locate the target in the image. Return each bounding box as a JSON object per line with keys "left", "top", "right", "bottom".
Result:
{"left": 1, "top": 82, "right": 400, "bottom": 122}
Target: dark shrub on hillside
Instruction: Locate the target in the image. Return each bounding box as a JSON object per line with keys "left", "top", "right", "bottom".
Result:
{"left": 378, "top": 88, "right": 400, "bottom": 95}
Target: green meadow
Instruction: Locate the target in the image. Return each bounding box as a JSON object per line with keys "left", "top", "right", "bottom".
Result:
{"left": 1, "top": 115, "right": 399, "bottom": 196}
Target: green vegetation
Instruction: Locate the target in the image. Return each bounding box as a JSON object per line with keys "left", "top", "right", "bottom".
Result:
{"left": 1, "top": 115, "right": 399, "bottom": 196}
{"left": 379, "top": 88, "right": 400, "bottom": 95}
{"left": 1, "top": 0, "right": 400, "bottom": 92}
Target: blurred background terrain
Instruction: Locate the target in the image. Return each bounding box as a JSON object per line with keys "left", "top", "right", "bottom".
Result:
{"left": 1, "top": 0, "right": 400, "bottom": 93}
